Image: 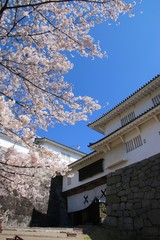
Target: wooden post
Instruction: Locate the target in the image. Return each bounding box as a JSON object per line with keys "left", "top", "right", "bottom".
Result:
{"left": 0, "top": 219, "right": 2, "bottom": 233}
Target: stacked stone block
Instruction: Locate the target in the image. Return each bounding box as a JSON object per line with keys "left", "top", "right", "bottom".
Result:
{"left": 105, "top": 153, "right": 160, "bottom": 239}
{"left": 0, "top": 176, "right": 67, "bottom": 227}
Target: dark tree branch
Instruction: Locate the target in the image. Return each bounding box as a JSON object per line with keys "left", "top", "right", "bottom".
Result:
{"left": 0, "top": 91, "right": 28, "bottom": 108}
{"left": 3, "top": 0, "right": 109, "bottom": 11}
{"left": 0, "top": 61, "right": 71, "bottom": 103}
{"left": 0, "top": 0, "right": 9, "bottom": 20}
{"left": 0, "top": 173, "right": 14, "bottom": 182}
{"left": 34, "top": 7, "right": 81, "bottom": 47}
{"left": 0, "top": 160, "right": 41, "bottom": 169}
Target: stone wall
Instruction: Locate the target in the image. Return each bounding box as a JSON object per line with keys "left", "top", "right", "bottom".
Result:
{"left": 0, "top": 195, "right": 33, "bottom": 227}
{"left": 0, "top": 176, "right": 67, "bottom": 227}
{"left": 105, "top": 153, "right": 160, "bottom": 240}
{"left": 0, "top": 192, "right": 50, "bottom": 227}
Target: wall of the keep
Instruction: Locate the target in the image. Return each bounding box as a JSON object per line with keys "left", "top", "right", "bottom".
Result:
{"left": 104, "top": 88, "right": 160, "bottom": 136}
{"left": 63, "top": 115, "right": 160, "bottom": 193}
{"left": 62, "top": 152, "right": 104, "bottom": 192}
{"left": 105, "top": 153, "right": 160, "bottom": 240}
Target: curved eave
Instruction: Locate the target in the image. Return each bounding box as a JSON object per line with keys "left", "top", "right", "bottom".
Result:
{"left": 88, "top": 75, "right": 160, "bottom": 134}
{"left": 89, "top": 104, "right": 160, "bottom": 151}
{"left": 35, "top": 137, "right": 86, "bottom": 156}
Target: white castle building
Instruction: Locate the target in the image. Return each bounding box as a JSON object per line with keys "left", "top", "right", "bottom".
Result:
{"left": 1, "top": 75, "right": 160, "bottom": 228}
{"left": 62, "top": 75, "right": 160, "bottom": 225}
{"left": 0, "top": 133, "right": 85, "bottom": 227}
{"left": 0, "top": 133, "right": 85, "bottom": 165}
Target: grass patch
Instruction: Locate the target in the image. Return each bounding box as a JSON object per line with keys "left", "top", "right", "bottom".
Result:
{"left": 82, "top": 225, "right": 120, "bottom": 240}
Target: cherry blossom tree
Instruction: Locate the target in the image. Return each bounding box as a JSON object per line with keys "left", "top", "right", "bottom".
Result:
{"left": 0, "top": 0, "right": 135, "bottom": 210}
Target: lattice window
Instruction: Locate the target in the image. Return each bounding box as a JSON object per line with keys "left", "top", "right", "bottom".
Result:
{"left": 152, "top": 94, "right": 160, "bottom": 106}
{"left": 133, "top": 135, "right": 143, "bottom": 148}
{"left": 126, "top": 139, "right": 134, "bottom": 152}
{"left": 126, "top": 135, "right": 143, "bottom": 152}
{"left": 121, "top": 111, "right": 136, "bottom": 126}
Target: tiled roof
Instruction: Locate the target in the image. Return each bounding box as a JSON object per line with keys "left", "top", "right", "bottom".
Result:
{"left": 89, "top": 103, "right": 160, "bottom": 149}
{"left": 88, "top": 74, "right": 160, "bottom": 129}
{"left": 68, "top": 150, "right": 98, "bottom": 167}
{"left": 35, "top": 137, "right": 86, "bottom": 155}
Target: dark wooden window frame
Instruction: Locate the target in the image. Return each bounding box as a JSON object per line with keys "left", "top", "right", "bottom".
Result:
{"left": 79, "top": 159, "right": 104, "bottom": 181}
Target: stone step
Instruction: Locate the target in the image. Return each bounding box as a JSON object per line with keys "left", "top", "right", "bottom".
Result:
{"left": 2, "top": 227, "right": 79, "bottom": 233}
{"left": 0, "top": 227, "right": 84, "bottom": 240}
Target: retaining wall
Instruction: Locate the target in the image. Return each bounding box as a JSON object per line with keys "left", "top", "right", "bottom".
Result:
{"left": 0, "top": 176, "right": 67, "bottom": 227}
{"left": 105, "top": 153, "right": 160, "bottom": 239}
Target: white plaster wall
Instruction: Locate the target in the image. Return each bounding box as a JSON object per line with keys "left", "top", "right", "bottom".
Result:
{"left": 124, "top": 118, "right": 160, "bottom": 165}
{"left": 124, "top": 128, "right": 141, "bottom": 142}
{"left": 63, "top": 167, "right": 107, "bottom": 192}
{"left": 0, "top": 134, "right": 82, "bottom": 166}
{"left": 63, "top": 117, "right": 160, "bottom": 193}
{"left": 0, "top": 133, "right": 28, "bottom": 153}
{"left": 134, "top": 95, "right": 153, "bottom": 117}
{"left": 103, "top": 143, "right": 126, "bottom": 170}
{"left": 63, "top": 170, "right": 79, "bottom": 192}
{"left": 62, "top": 153, "right": 106, "bottom": 192}
{"left": 35, "top": 141, "right": 83, "bottom": 164}
{"left": 104, "top": 116, "right": 121, "bottom": 136}
{"left": 119, "top": 106, "right": 135, "bottom": 119}
{"left": 38, "top": 141, "right": 61, "bottom": 153}
{"left": 67, "top": 184, "right": 107, "bottom": 213}
{"left": 103, "top": 88, "right": 159, "bottom": 137}
{"left": 105, "top": 117, "right": 160, "bottom": 170}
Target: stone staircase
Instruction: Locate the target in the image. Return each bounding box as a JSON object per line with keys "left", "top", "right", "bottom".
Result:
{"left": 0, "top": 227, "right": 84, "bottom": 240}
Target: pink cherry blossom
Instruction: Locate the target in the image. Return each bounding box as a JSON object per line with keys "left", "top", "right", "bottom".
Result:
{"left": 0, "top": 0, "right": 134, "bottom": 217}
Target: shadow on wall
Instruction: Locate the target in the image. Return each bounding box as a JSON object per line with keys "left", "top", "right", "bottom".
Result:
{"left": 83, "top": 224, "right": 124, "bottom": 240}
{"left": 29, "top": 209, "right": 48, "bottom": 227}
{"left": 29, "top": 176, "right": 68, "bottom": 227}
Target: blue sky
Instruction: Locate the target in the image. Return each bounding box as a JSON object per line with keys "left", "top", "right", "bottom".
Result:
{"left": 38, "top": 0, "right": 160, "bottom": 153}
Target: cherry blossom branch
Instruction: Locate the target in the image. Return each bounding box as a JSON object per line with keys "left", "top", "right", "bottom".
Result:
{"left": 0, "top": 0, "right": 134, "bottom": 207}
{"left": 0, "top": 0, "right": 9, "bottom": 20}
{"left": 0, "top": 30, "right": 51, "bottom": 39}
{"left": 34, "top": 7, "right": 82, "bottom": 47}
{"left": 0, "top": 173, "right": 14, "bottom": 182}
{"left": 0, "top": 62, "right": 69, "bottom": 103}
{"left": 0, "top": 161, "right": 40, "bottom": 169}
{"left": 0, "top": 91, "right": 27, "bottom": 108}
{"left": 1, "top": 126, "right": 35, "bottom": 149}
{"left": 0, "top": 167, "right": 17, "bottom": 176}
{"left": 6, "top": 15, "right": 26, "bottom": 37}
{"left": 2, "top": 0, "right": 110, "bottom": 11}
